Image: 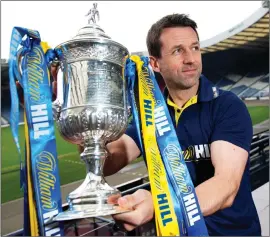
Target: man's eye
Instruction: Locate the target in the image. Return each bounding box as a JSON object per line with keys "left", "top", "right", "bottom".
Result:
{"left": 192, "top": 46, "right": 200, "bottom": 51}
{"left": 173, "top": 48, "right": 182, "bottom": 54}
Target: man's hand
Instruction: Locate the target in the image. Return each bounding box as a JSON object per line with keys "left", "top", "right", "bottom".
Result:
{"left": 50, "top": 63, "right": 59, "bottom": 97}
{"left": 111, "top": 189, "right": 154, "bottom": 231}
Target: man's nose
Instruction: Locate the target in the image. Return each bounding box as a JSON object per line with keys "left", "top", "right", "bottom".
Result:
{"left": 183, "top": 50, "right": 195, "bottom": 64}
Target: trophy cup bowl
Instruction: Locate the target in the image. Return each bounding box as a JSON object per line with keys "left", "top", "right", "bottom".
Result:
{"left": 52, "top": 7, "right": 130, "bottom": 221}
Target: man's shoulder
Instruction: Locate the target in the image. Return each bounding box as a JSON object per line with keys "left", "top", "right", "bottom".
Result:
{"left": 217, "top": 88, "right": 242, "bottom": 101}
{"left": 209, "top": 89, "right": 253, "bottom": 152}
{"left": 214, "top": 88, "right": 246, "bottom": 109}
{"left": 209, "top": 88, "right": 251, "bottom": 122}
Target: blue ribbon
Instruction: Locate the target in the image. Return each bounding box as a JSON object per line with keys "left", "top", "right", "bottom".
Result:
{"left": 9, "top": 27, "right": 64, "bottom": 236}
{"left": 8, "top": 27, "right": 34, "bottom": 189}
{"left": 125, "top": 59, "right": 144, "bottom": 155}
{"left": 125, "top": 56, "right": 209, "bottom": 236}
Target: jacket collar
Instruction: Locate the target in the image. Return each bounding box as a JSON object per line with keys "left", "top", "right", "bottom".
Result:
{"left": 163, "top": 74, "right": 220, "bottom": 103}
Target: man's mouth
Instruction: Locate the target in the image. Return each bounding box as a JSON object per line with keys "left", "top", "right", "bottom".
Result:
{"left": 182, "top": 68, "right": 197, "bottom": 74}
{"left": 182, "top": 68, "right": 196, "bottom": 72}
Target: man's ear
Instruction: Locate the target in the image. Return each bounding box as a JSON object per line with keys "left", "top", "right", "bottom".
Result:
{"left": 149, "top": 56, "right": 160, "bottom": 73}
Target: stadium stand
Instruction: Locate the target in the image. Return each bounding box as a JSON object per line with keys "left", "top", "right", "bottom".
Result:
{"left": 200, "top": 5, "right": 269, "bottom": 99}
{"left": 231, "top": 72, "right": 266, "bottom": 96}
{"left": 201, "top": 46, "right": 268, "bottom": 99}
{"left": 240, "top": 73, "right": 269, "bottom": 98}
{"left": 252, "top": 74, "right": 269, "bottom": 90}
{"left": 1, "top": 117, "right": 9, "bottom": 126}
{"left": 1, "top": 59, "right": 25, "bottom": 124}
{"left": 217, "top": 73, "right": 243, "bottom": 90}
{"left": 1, "top": 88, "right": 24, "bottom": 124}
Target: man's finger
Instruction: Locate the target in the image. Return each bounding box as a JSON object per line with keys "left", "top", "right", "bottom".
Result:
{"left": 113, "top": 198, "right": 153, "bottom": 228}
{"left": 113, "top": 208, "right": 141, "bottom": 223}
{"left": 117, "top": 189, "right": 149, "bottom": 209}
{"left": 113, "top": 189, "right": 154, "bottom": 228}
{"left": 50, "top": 65, "right": 59, "bottom": 81}
{"left": 107, "top": 193, "right": 121, "bottom": 205}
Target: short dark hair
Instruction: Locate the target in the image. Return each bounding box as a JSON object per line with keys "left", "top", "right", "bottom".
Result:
{"left": 146, "top": 14, "right": 199, "bottom": 58}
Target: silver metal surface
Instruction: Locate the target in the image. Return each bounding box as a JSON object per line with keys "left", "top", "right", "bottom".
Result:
{"left": 54, "top": 171, "right": 131, "bottom": 221}
{"left": 52, "top": 3, "right": 130, "bottom": 221}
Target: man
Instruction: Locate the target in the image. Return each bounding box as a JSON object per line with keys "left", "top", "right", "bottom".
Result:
{"left": 103, "top": 14, "right": 261, "bottom": 236}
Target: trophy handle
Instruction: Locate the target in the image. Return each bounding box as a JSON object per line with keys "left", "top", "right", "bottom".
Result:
{"left": 51, "top": 62, "right": 64, "bottom": 121}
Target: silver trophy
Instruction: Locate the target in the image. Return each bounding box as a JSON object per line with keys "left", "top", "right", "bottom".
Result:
{"left": 52, "top": 3, "right": 130, "bottom": 221}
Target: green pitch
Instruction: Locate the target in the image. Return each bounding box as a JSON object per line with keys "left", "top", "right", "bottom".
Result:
{"left": 247, "top": 106, "right": 269, "bottom": 125}
{"left": 1, "top": 124, "right": 86, "bottom": 203}
{"left": 1, "top": 106, "right": 269, "bottom": 203}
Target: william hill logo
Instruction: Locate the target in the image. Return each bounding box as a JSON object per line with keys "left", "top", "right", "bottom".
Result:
{"left": 183, "top": 144, "right": 211, "bottom": 162}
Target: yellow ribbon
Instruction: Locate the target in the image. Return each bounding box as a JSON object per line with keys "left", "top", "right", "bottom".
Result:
{"left": 130, "top": 55, "right": 179, "bottom": 236}
{"left": 24, "top": 112, "right": 39, "bottom": 236}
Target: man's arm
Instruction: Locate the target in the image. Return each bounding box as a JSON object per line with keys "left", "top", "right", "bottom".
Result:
{"left": 103, "top": 134, "right": 141, "bottom": 176}
{"left": 195, "top": 140, "right": 248, "bottom": 216}
{"left": 111, "top": 139, "right": 249, "bottom": 230}
{"left": 196, "top": 93, "right": 252, "bottom": 216}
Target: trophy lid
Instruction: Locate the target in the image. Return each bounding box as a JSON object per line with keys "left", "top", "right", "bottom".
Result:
{"left": 73, "top": 24, "right": 111, "bottom": 40}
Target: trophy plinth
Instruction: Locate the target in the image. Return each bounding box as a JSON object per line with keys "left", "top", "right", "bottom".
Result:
{"left": 52, "top": 3, "right": 130, "bottom": 221}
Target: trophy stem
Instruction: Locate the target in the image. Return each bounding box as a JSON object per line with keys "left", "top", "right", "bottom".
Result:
{"left": 80, "top": 140, "right": 107, "bottom": 176}
{"left": 52, "top": 139, "right": 131, "bottom": 221}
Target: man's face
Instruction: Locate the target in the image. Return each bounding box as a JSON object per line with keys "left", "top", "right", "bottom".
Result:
{"left": 150, "top": 27, "right": 202, "bottom": 90}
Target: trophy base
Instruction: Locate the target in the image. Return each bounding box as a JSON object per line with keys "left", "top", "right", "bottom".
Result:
{"left": 53, "top": 171, "right": 131, "bottom": 221}
{"left": 53, "top": 204, "right": 130, "bottom": 221}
